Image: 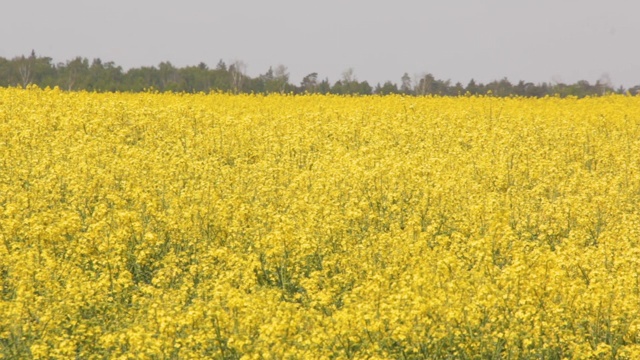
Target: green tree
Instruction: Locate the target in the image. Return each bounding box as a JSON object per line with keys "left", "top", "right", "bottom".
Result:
{"left": 260, "top": 65, "right": 289, "bottom": 93}
{"left": 337, "top": 68, "right": 363, "bottom": 94}
{"left": 486, "top": 77, "right": 513, "bottom": 97}
{"left": 452, "top": 82, "right": 465, "bottom": 95}
{"left": 181, "top": 63, "right": 211, "bottom": 92}
{"left": 59, "top": 57, "right": 90, "bottom": 91}
{"left": 377, "top": 81, "right": 399, "bottom": 95}
{"left": 400, "top": 73, "right": 412, "bottom": 94}
{"left": 0, "top": 57, "right": 12, "bottom": 86}
{"left": 317, "top": 78, "right": 331, "bottom": 94}
{"left": 628, "top": 85, "right": 640, "bottom": 95}
{"left": 0, "top": 51, "right": 629, "bottom": 97}
{"left": 216, "top": 59, "right": 227, "bottom": 71}
{"left": 300, "top": 72, "right": 318, "bottom": 93}
{"left": 466, "top": 79, "right": 480, "bottom": 95}
{"left": 157, "top": 61, "right": 183, "bottom": 91}
{"left": 211, "top": 66, "right": 232, "bottom": 92}
{"left": 125, "top": 66, "right": 159, "bottom": 92}
{"left": 358, "top": 81, "right": 373, "bottom": 95}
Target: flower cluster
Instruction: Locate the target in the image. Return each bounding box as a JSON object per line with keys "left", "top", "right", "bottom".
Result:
{"left": 1, "top": 87, "right": 640, "bottom": 358}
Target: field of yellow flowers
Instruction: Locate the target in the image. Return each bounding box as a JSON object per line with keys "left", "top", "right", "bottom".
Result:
{"left": 1, "top": 87, "right": 640, "bottom": 359}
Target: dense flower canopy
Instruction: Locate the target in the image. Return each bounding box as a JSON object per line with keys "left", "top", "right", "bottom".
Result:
{"left": 1, "top": 88, "right": 640, "bottom": 358}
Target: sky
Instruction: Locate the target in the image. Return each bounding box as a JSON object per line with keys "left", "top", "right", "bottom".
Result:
{"left": 1, "top": 0, "right": 639, "bottom": 88}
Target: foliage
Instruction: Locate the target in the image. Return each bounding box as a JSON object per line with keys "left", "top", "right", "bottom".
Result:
{"left": 0, "top": 52, "right": 637, "bottom": 96}
{"left": 2, "top": 88, "right": 640, "bottom": 358}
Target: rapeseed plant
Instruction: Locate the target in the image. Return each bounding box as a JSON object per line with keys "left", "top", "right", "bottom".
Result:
{"left": 1, "top": 87, "right": 640, "bottom": 358}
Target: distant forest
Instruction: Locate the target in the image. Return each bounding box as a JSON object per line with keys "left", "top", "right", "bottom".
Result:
{"left": 2, "top": 51, "right": 639, "bottom": 97}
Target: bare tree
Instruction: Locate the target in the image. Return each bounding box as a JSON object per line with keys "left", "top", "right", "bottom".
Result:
{"left": 15, "top": 50, "right": 36, "bottom": 88}
{"left": 414, "top": 73, "right": 435, "bottom": 95}
{"left": 342, "top": 68, "right": 356, "bottom": 84}
{"left": 597, "top": 73, "right": 613, "bottom": 95}
{"left": 340, "top": 68, "right": 360, "bottom": 94}
{"left": 273, "top": 64, "right": 289, "bottom": 93}
{"left": 400, "top": 73, "right": 412, "bottom": 94}
{"left": 229, "top": 60, "right": 247, "bottom": 93}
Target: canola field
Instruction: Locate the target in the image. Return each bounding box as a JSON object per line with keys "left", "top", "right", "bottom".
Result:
{"left": 2, "top": 87, "right": 640, "bottom": 359}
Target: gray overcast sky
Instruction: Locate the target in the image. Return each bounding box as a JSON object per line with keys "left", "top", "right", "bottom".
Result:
{"left": 1, "top": 0, "right": 639, "bottom": 88}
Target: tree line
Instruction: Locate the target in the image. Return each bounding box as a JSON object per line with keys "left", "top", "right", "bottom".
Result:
{"left": 2, "top": 51, "right": 639, "bottom": 97}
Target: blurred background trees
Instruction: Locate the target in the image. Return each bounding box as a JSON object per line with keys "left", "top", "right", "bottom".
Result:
{"left": 0, "top": 50, "right": 637, "bottom": 96}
